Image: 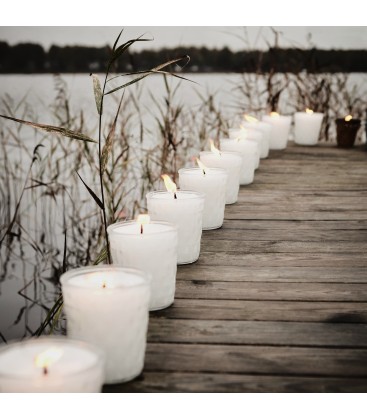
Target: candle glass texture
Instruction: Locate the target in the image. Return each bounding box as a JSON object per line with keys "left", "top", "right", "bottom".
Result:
{"left": 147, "top": 190, "right": 204, "bottom": 264}
{"left": 178, "top": 167, "right": 227, "bottom": 230}
{"left": 241, "top": 121, "right": 271, "bottom": 158}
{"left": 294, "top": 112, "right": 323, "bottom": 145}
{"left": 219, "top": 138, "right": 256, "bottom": 185}
{"left": 228, "top": 128, "right": 262, "bottom": 169}
{"left": 108, "top": 221, "right": 177, "bottom": 310}
{"left": 0, "top": 337, "right": 104, "bottom": 392}
{"left": 336, "top": 118, "right": 361, "bottom": 148}
{"left": 199, "top": 151, "right": 242, "bottom": 204}
{"left": 262, "top": 114, "right": 292, "bottom": 150}
{"left": 61, "top": 266, "right": 150, "bottom": 384}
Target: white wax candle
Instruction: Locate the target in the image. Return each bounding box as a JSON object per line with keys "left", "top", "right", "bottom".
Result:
{"left": 0, "top": 338, "right": 104, "bottom": 392}
{"left": 262, "top": 114, "right": 292, "bottom": 150}
{"left": 294, "top": 111, "right": 323, "bottom": 145}
{"left": 228, "top": 128, "right": 262, "bottom": 169}
{"left": 219, "top": 138, "right": 256, "bottom": 185}
{"left": 241, "top": 121, "right": 271, "bottom": 158}
{"left": 108, "top": 221, "right": 177, "bottom": 311}
{"left": 199, "top": 151, "right": 242, "bottom": 204}
{"left": 178, "top": 167, "right": 227, "bottom": 230}
{"left": 61, "top": 266, "right": 150, "bottom": 384}
{"left": 146, "top": 191, "right": 204, "bottom": 265}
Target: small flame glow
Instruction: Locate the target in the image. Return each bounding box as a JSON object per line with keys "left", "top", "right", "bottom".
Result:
{"left": 270, "top": 112, "right": 279, "bottom": 118}
{"left": 35, "top": 347, "right": 63, "bottom": 373}
{"left": 306, "top": 108, "right": 313, "bottom": 114}
{"left": 210, "top": 140, "right": 221, "bottom": 156}
{"left": 137, "top": 214, "right": 150, "bottom": 234}
{"left": 196, "top": 158, "right": 208, "bottom": 175}
{"left": 244, "top": 114, "right": 258, "bottom": 123}
{"left": 161, "top": 174, "right": 177, "bottom": 193}
{"left": 345, "top": 115, "right": 353, "bottom": 122}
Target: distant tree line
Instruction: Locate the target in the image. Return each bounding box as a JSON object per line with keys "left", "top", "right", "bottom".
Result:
{"left": 0, "top": 41, "right": 366, "bottom": 73}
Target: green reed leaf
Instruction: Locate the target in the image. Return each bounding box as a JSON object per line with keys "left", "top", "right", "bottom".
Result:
{"left": 112, "top": 29, "right": 124, "bottom": 52}
{"left": 93, "top": 246, "right": 108, "bottom": 265}
{"left": 90, "top": 74, "right": 103, "bottom": 114}
{"left": 76, "top": 171, "right": 103, "bottom": 209}
{"left": 0, "top": 114, "right": 97, "bottom": 143}
{"left": 108, "top": 34, "right": 153, "bottom": 68}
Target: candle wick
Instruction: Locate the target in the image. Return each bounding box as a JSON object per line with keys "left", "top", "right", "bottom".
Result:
{"left": 102, "top": 283, "right": 106, "bottom": 289}
{"left": 174, "top": 192, "right": 177, "bottom": 199}
{"left": 140, "top": 224, "right": 143, "bottom": 235}
{"left": 43, "top": 366, "right": 48, "bottom": 376}
{"left": 203, "top": 169, "right": 206, "bottom": 176}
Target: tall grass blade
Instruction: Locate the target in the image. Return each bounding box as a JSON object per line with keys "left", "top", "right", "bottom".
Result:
{"left": 76, "top": 171, "right": 103, "bottom": 209}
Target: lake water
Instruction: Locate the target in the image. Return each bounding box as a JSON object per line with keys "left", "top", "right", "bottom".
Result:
{"left": 0, "top": 72, "right": 366, "bottom": 342}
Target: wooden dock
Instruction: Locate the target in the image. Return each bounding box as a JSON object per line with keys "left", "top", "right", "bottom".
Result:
{"left": 105, "top": 142, "right": 367, "bottom": 392}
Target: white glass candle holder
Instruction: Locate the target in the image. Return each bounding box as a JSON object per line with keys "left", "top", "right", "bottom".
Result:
{"left": 199, "top": 151, "right": 242, "bottom": 204}
{"left": 178, "top": 167, "right": 227, "bottom": 230}
{"left": 262, "top": 114, "right": 292, "bottom": 150}
{"left": 108, "top": 221, "right": 177, "bottom": 311}
{"left": 241, "top": 121, "right": 271, "bottom": 158}
{"left": 146, "top": 190, "right": 204, "bottom": 265}
{"left": 61, "top": 266, "right": 150, "bottom": 384}
{"left": 220, "top": 138, "right": 256, "bottom": 185}
{"left": 0, "top": 337, "right": 104, "bottom": 392}
{"left": 228, "top": 128, "right": 262, "bottom": 169}
{"left": 294, "top": 112, "right": 324, "bottom": 145}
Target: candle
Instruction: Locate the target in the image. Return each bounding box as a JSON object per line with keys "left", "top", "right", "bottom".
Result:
{"left": 0, "top": 337, "right": 104, "bottom": 392}
{"left": 262, "top": 112, "right": 292, "bottom": 150}
{"left": 199, "top": 141, "right": 242, "bottom": 204}
{"left": 108, "top": 217, "right": 178, "bottom": 310}
{"left": 228, "top": 127, "right": 262, "bottom": 169}
{"left": 242, "top": 114, "right": 271, "bottom": 158}
{"left": 178, "top": 160, "right": 227, "bottom": 230}
{"left": 61, "top": 266, "right": 150, "bottom": 384}
{"left": 294, "top": 108, "right": 324, "bottom": 146}
{"left": 219, "top": 138, "right": 256, "bottom": 185}
{"left": 335, "top": 114, "right": 361, "bottom": 148}
{"left": 147, "top": 175, "right": 205, "bottom": 265}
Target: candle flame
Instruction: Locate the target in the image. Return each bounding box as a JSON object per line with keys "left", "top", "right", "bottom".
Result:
{"left": 306, "top": 108, "right": 313, "bottom": 114}
{"left": 270, "top": 112, "right": 279, "bottom": 118}
{"left": 210, "top": 140, "right": 221, "bottom": 156}
{"left": 345, "top": 115, "right": 353, "bottom": 122}
{"left": 35, "top": 347, "right": 63, "bottom": 374}
{"left": 244, "top": 114, "right": 258, "bottom": 123}
{"left": 196, "top": 158, "right": 207, "bottom": 175}
{"left": 161, "top": 174, "right": 177, "bottom": 193}
{"left": 137, "top": 214, "right": 150, "bottom": 234}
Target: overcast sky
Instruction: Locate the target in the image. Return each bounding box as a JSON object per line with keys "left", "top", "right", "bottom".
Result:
{"left": 0, "top": 27, "right": 366, "bottom": 51}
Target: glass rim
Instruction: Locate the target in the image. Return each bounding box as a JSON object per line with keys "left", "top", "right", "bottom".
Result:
{"left": 199, "top": 150, "right": 243, "bottom": 161}
{"left": 178, "top": 167, "right": 228, "bottom": 175}
{"left": 60, "top": 265, "right": 151, "bottom": 289}
{"left": 107, "top": 220, "right": 177, "bottom": 236}
{"left": 294, "top": 111, "right": 324, "bottom": 116}
{"left": 0, "top": 337, "right": 105, "bottom": 381}
{"left": 146, "top": 190, "right": 205, "bottom": 200}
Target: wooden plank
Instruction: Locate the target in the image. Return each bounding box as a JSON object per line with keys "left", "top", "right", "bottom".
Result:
{"left": 175, "top": 281, "right": 367, "bottom": 302}
{"left": 152, "top": 299, "right": 367, "bottom": 323}
{"left": 202, "top": 239, "right": 365, "bottom": 253}
{"left": 225, "top": 210, "right": 367, "bottom": 221}
{"left": 104, "top": 372, "right": 367, "bottom": 392}
{"left": 177, "top": 266, "right": 367, "bottom": 283}
{"left": 147, "top": 319, "right": 367, "bottom": 347}
{"left": 196, "top": 252, "right": 367, "bottom": 267}
{"left": 144, "top": 343, "right": 367, "bottom": 377}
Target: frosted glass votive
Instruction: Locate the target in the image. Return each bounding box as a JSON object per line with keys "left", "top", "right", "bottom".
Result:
{"left": 147, "top": 190, "right": 204, "bottom": 265}
{"left": 108, "top": 221, "right": 178, "bottom": 311}
{"left": 178, "top": 167, "right": 227, "bottom": 230}
{"left": 228, "top": 128, "right": 262, "bottom": 169}
{"left": 262, "top": 114, "right": 292, "bottom": 150}
{"left": 61, "top": 266, "right": 150, "bottom": 384}
{"left": 294, "top": 112, "right": 323, "bottom": 145}
{"left": 219, "top": 138, "right": 257, "bottom": 185}
{"left": 199, "top": 151, "right": 242, "bottom": 204}
{"left": 241, "top": 121, "right": 271, "bottom": 158}
{"left": 0, "top": 337, "right": 104, "bottom": 393}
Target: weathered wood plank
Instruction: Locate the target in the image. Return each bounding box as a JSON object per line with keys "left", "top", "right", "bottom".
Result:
{"left": 175, "top": 281, "right": 367, "bottom": 302}
{"left": 104, "top": 372, "right": 367, "bottom": 392}
{"left": 147, "top": 319, "right": 367, "bottom": 347}
{"left": 196, "top": 252, "right": 367, "bottom": 267}
{"left": 177, "top": 266, "right": 367, "bottom": 283}
{"left": 225, "top": 210, "right": 367, "bottom": 221}
{"left": 144, "top": 343, "right": 367, "bottom": 377}
{"left": 152, "top": 299, "right": 367, "bottom": 323}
